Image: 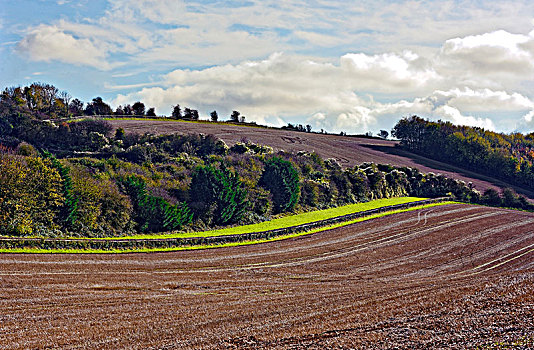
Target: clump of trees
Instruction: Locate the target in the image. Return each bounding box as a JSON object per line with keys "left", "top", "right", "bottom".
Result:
{"left": 281, "top": 123, "right": 313, "bottom": 133}
{"left": 392, "top": 116, "right": 534, "bottom": 191}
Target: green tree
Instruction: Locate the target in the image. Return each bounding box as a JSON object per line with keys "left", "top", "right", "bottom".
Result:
{"left": 171, "top": 104, "right": 182, "bottom": 119}
{"left": 122, "top": 176, "right": 191, "bottom": 233}
{"left": 43, "top": 151, "right": 78, "bottom": 227}
{"left": 85, "top": 97, "right": 112, "bottom": 115}
{"left": 146, "top": 107, "right": 156, "bottom": 117}
{"left": 230, "top": 110, "right": 240, "bottom": 122}
{"left": 0, "top": 153, "right": 64, "bottom": 235}
{"left": 189, "top": 164, "right": 247, "bottom": 225}
{"left": 210, "top": 110, "right": 218, "bottom": 122}
{"left": 132, "top": 101, "right": 145, "bottom": 116}
{"left": 260, "top": 157, "right": 300, "bottom": 213}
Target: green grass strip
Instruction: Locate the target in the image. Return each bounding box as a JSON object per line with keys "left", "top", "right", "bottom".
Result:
{"left": 90, "top": 197, "right": 427, "bottom": 240}
{"left": 0, "top": 201, "right": 457, "bottom": 254}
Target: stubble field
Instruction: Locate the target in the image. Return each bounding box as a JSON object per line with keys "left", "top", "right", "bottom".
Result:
{"left": 1, "top": 204, "right": 533, "bottom": 349}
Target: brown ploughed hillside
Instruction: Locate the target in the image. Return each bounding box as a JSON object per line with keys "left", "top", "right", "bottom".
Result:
{"left": 110, "top": 119, "right": 534, "bottom": 200}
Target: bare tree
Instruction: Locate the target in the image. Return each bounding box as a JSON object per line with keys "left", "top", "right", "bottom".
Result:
{"left": 59, "top": 91, "right": 72, "bottom": 116}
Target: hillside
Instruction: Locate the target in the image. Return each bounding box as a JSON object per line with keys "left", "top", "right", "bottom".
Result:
{"left": 2, "top": 204, "right": 533, "bottom": 348}
{"left": 110, "top": 119, "right": 534, "bottom": 200}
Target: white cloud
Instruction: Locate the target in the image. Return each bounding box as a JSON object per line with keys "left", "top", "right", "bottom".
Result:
{"left": 340, "top": 51, "right": 439, "bottom": 92}
{"left": 9, "top": 1, "right": 534, "bottom": 133}
{"left": 113, "top": 51, "right": 509, "bottom": 134}
{"left": 16, "top": 25, "right": 112, "bottom": 70}
{"left": 432, "top": 105, "right": 495, "bottom": 130}
{"left": 431, "top": 88, "right": 534, "bottom": 112}
{"left": 519, "top": 110, "right": 534, "bottom": 132}
{"left": 440, "top": 30, "right": 534, "bottom": 76}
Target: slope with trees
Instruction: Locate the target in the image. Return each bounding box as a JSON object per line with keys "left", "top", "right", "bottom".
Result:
{"left": 392, "top": 116, "right": 534, "bottom": 192}
{"left": 1, "top": 83, "right": 532, "bottom": 238}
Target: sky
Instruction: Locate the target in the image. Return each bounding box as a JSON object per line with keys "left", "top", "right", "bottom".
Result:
{"left": 1, "top": 0, "right": 534, "bottom": 134}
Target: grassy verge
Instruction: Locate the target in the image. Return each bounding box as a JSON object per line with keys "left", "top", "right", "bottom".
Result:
{"left": 91, "top": 197, "right": 427, "bottom": 240}
{"left": 0, "top": 201, "right": 456, "bottom": 254}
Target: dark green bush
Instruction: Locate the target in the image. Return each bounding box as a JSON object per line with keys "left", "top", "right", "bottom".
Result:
{"left": 260, "top": 157, "right": 300, "bottom": 213}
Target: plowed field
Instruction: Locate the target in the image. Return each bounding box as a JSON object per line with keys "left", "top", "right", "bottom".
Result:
{"left": 109, "top": 119, "right": 534, "bottom": 200}
{"left": 1, "top": 204, "right": 533, "bottom": 349}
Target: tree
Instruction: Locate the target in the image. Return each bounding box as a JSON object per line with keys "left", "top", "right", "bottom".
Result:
{"left": 114, "top": 105, "right": 125, "bottom": 115}
{"left": 188, "top": 164, "right": 247, "bottom": 225}
{"left": 260, "top": 157, "right": 300, "bottom": 213}
{"left": 306, "top": 124, "right": 312, "bottom": 133}
{"left": 69, "top": 99, "right": 84, "bottom": 116}
{"left": 230, "top": 110, "right": 240, "bottom": 122}
{"left": 146, "top": 107, "right": 156, "bottom": 117}
{"left": 0, "top": 153, "right": 64, "bottom": 235}
{"left": 210, "top": 110, "right": 218, "bottom": 122}
{"left": 171, "top": 104, "right": 182, "bottom": 119}
{"left": 132, "top": 101, "right": 145, "bottom": 116}
{"left": 115, "top": 128, "right": 125, "bottom": 140}
{"left": 85, "top": 97, "right": 112, "bottom": 116}
{"left": 184, "top": 108, "right": 193, "bottom": 119}
{"left": 482, "top": 188, "right": 502, "bottom": 206}
{"left": 379, "top": 130, "right": 389, "bottom": 139}
{"left": 43, "top": 151, "right": 78, "bottom": 227}
{"left": 502, "top": 188, "right": 519, "bottom": 208}
{"left": 59, "top": 91, "right": 72, "bottom": 117}
{"left": 43, "top": 84, "right": 59, "bottom": 115}
{"left": 123, "top": 104, "right": 133, "bottom": 115}
{"left": 122, "top": 176, "right": 191, "bottom": 233}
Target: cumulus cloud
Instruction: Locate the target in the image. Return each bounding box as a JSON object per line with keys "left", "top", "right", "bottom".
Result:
{"left": 113, "top": 52, "right": 509, "bottom": 134}
{"left": 519, "top": 110, "right": 534, "bottom": 132}
{"left": 440, "top": 30, "right": 534, "bottom": 76}
{"left": 430, "top": 88, "right": 533, "bottom": 112}
{"left": 10, "top": 0, "right": 534, "bottom": 133}
{"left": 340, "top": 51, "right": 439, "bottom": 92}
{"left": 16, "top": 25, "right": 112, "bottom": 69}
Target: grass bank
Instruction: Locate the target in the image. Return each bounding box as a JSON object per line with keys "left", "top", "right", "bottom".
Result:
{"left": 0, "top": 200, "right": 457, "bottom": 254}
{"left": 98, "top": 197, "right": 427, "bottom": 240}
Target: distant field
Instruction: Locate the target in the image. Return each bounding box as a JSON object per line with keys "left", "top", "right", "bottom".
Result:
{"left": 2, "top": 203, "right": 533, "bottom": 348}
{"left": 109, "top": 119, "right": 534, "bottom": 200}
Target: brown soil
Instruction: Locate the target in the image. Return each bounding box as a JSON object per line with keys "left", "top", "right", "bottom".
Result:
{"left": 1, "top": 204, "right": 533, "bottom": 349}
{"left": 110, "top": 120, "right": 534, "bottom": 200}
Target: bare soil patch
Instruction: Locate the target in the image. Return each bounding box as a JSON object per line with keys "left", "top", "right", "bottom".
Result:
{"left": 1, "top": 204, "right": 533, "bottom": 349}
{"left": 110, "top": 120, "right": 534, "bottom": 199}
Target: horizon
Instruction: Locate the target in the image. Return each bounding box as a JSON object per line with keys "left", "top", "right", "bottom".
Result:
{"left": 2, "top": 1, "right": 534, "bottom": 134}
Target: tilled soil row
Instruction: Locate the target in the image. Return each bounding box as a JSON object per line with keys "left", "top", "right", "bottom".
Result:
{"left": 0, "top": 198, "right": 449, "bottom": 251}
{"left": 1, "top": 205, "right": 533, "bottom": 349}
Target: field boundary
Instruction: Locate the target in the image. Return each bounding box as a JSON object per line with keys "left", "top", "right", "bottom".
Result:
{"left": 0, "top": 198, "right": 451, "bottom": 252}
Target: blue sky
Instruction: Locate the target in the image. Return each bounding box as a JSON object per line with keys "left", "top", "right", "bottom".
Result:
{"left": 2, "top": 0, "right": 534, "bottom": 134}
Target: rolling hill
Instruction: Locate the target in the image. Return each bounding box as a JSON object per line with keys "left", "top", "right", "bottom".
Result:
{"left": 110, "top": 119, "right": 534, "bottom": 200}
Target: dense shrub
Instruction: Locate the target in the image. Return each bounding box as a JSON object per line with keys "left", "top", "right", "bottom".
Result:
{"left": 189, "top": 164, "right": 247, "bottom": 225}
{"left": 0, "top": 154, "right": 64, "bottom": 235}
{"left": 70, "top": 165, "right": 133, "bottom": 236}
{"left": 122, "top": 176, "right": 192, "bottom": 233}
{"left": 260, "top": 157, "right": 300, "bottom": 213}
{"left": 393, "top": 115, "right": 534, "bottom": 190}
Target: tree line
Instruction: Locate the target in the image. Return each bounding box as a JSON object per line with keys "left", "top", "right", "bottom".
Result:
{"left": 0, "top": 82, "right": 250, "bottom": 125}
{"left": 392, "top": 116, "right": 534, "bottom": 191}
